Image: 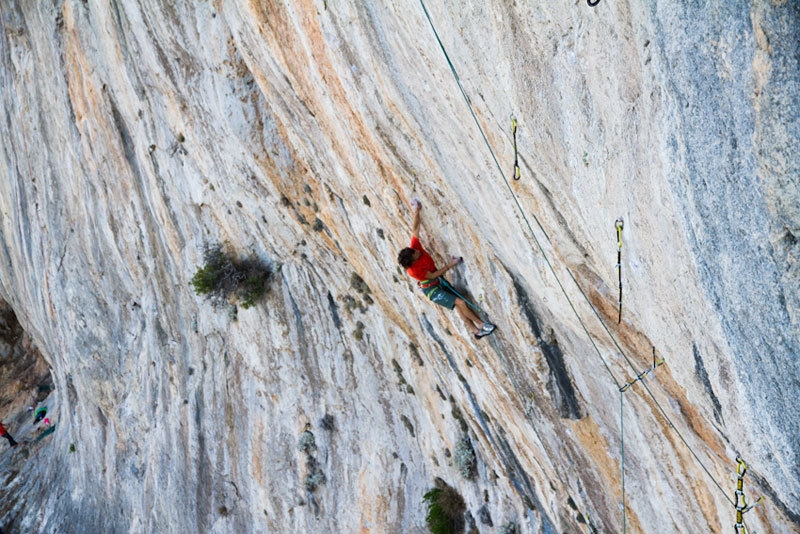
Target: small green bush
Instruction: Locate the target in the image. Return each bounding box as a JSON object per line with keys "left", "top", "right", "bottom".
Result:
{"left": 238, "top": 269, "right": 271, "bottom": 309}
{"left": 424, "top": 489, "right": 450, "bottom": 534}
{"left": 297, "top": 429, "right": 326, "bottom": 494}
{"left": 304, "top": 471, "right": 326, "bottom": 492}
{"left": 423, "top": 484, "right": 466, "bottom": 534}
{"left": 353, "top": 321, "right": 365, "bottom": 341}
{"left": 453, "top": 435, "right": 477, "bottom": 480}
{"left": 191, "top": 243, "right": 272, "bottom": 309}
{"left": 350, "top": 272, "right": 371, "bottom": 295}
{"left": 296, "top": 430, "right": 316, "bottom": 454}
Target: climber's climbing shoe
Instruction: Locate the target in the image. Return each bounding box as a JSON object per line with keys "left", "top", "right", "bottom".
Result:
{"left": 474, "top": 323, "right": 496, "bottom": 339}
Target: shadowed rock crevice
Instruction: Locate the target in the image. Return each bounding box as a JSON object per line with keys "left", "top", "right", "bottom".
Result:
{"left": 691, "top": 343, "right": 724, "bottom": 426}
{"left": 511, "top": 276, "right": 583, "bottom": 420}
{"left": 747, "top": 464, "right": 800, "bottom": 528}
{"left": 0, "top": 299, "right": 55, "bottom": 531}
{"left": 326, "top": 291, "right": 341, "bottom": 330}
{"left": 492, "top": 424, "right": 556, "bottom": 532}
{"left": 421, "top": 312, "right": 555, "bottom": 528}
{"left": 0, "top": 300, "right": 52, "bottom": 417}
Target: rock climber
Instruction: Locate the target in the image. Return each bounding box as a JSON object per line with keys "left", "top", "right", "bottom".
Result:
{"left": 0, "top": 421, "right": 18, "bottom": 448}
{"left": 397, "top": 199, "right": 496, "bottom": 339}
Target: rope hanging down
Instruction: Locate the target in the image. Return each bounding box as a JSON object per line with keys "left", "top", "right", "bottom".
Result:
{"left": 418, "top": 0, "right": 623, "bottom": 391}
{"left": 734, "top": 457, "right": 762, "bottom": 534}
{"left": 619, "top": 347, "right": 665, "bottom": 393}
{"left": 418, "top": 0, "right": 740, "bottom": 522}
{"left": 620, "top": 391, "right": 627, "bottom": 533}
{"left": 615, "top": 218, "right": 624, "bottom": 324}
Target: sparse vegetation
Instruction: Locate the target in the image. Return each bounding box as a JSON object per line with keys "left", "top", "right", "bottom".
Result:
{"left": 409, "top": 343, "right": 424, "bottom": 366}
{"left": 304, "top": 471, "right": 325, "bottom": 491}
{"left": 391, "top": 359, "right": 414, "bottom": 394}
{"left": 449, "top": 396, "right": 469, "bottom": 433}
{"left": 423, "top": 481, "right": 466, "bottom": 534}
{"left": 296, "top": 430, "right": 316, "bottom": 454}
{"left": 342, "top": 295, "right": 359, "bottom": 314}
{"left": 353, "top": 321, "right": 365, "bottom": 341}
{"left": 350, "top": 272, "right": 373, "bottom": 311}
{"left": 453, "top": 435, "right": 477, "bottom": 480}
{"left": 320, "top": 414, "right": 335, "bottom": 432}
{"left": 297, "top": 428, "right": 326, "bottom": 494}
{"left": 498, "top": 521, "right": 518, "bottom": 534}
{"left": 350, "top": 272, "right": 371, "bottom": 296}
{"left": 191, "top": 243, "right": 272, "bottom": 309}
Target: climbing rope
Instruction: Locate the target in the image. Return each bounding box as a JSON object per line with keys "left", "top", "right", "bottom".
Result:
{"left": 437, "top": 278, "right": 481, "bottom": 314}
{"left": 581, "top": 275, "right": 736, "bottom": 507}
{"left": 472, "top": 288, "right": 625, "bottom": 534}
{"left": 734, "top": 457, "right": 762, "bottom": 534}
{"left": 418, "top": 0, "right": 740, "bottom": 525}
{"left": 445, "top": 281, "right": 600, "bottom": 531}
{"left": 425, "top": 287, "right": 579, "bottom": 529}
{"left": 419, "top": 0, "right": 623, "bottom": 392}
{"left": 619, "top": 347, "right": 664, "bottom": 392}
{"left": 512, "top": 118, "right": 521, "bottom": 180}
{"left": 587, "top": 0, "right": 601, "bottom": 6}
{"left": 620, "top": 391, "right": 627, "bottom": 533}
{"left": 615, "top": 218, "right": 624, "bottom": 324}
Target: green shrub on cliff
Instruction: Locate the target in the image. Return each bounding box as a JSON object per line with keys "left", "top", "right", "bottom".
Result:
{"left": 453, "top": 435, "right": 477, "bottom": 480}
{"left": 423, "top": 482, "right": 466, "bottom": 534}
{"left": 191, "top": 243, "right": 272, "bottom": 310}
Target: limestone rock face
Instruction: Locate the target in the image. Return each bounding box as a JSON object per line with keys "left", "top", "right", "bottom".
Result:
{"left": 0, "top": 1, "right": 798, "bottom": 532}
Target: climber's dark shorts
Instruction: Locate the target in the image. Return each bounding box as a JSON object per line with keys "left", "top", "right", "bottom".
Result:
{"left": 419, "top": 279, "right": 457, "bottom": 310}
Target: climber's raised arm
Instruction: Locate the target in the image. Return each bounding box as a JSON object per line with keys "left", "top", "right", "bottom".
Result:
{"left": 411, "top": 198, "right": 421, "bottom": 237}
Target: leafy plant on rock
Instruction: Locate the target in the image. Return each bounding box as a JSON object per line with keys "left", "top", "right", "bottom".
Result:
{"left": 191, "top": 242, "right": 272, "bottom": 310}
{"left": 297, "top": 428, "right": 326, "bottom": 494}
{"left": 296, "top": 430, "right": 317, "bottom": 454}
{"left": 423, "top": 482, "right": 466, "bottom": 534}
{"left": 453, "top": 435, "right": 477, "bottom": 480}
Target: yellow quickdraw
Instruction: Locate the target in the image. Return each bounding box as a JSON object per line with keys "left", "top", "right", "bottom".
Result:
{"left": 734, "top": 457, "right": 763, "bottom": 533}
{"left": 619, "top": 346, "right": 664, "bottom": 393}
{"left": 512, "top": 118, "right": 521, "bottom": 180}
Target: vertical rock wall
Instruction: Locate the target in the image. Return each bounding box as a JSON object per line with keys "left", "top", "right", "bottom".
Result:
{"left": 0, "top": 0, "right": 797, "bottom": 532}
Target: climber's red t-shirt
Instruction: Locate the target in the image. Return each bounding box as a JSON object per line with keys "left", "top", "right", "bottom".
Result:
{"left": 406, "top": 236, "right": 437, "bottom": 281}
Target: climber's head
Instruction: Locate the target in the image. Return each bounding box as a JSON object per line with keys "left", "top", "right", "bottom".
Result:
{"left": 397, "top": 248, "right": 420, "bottom": 268}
